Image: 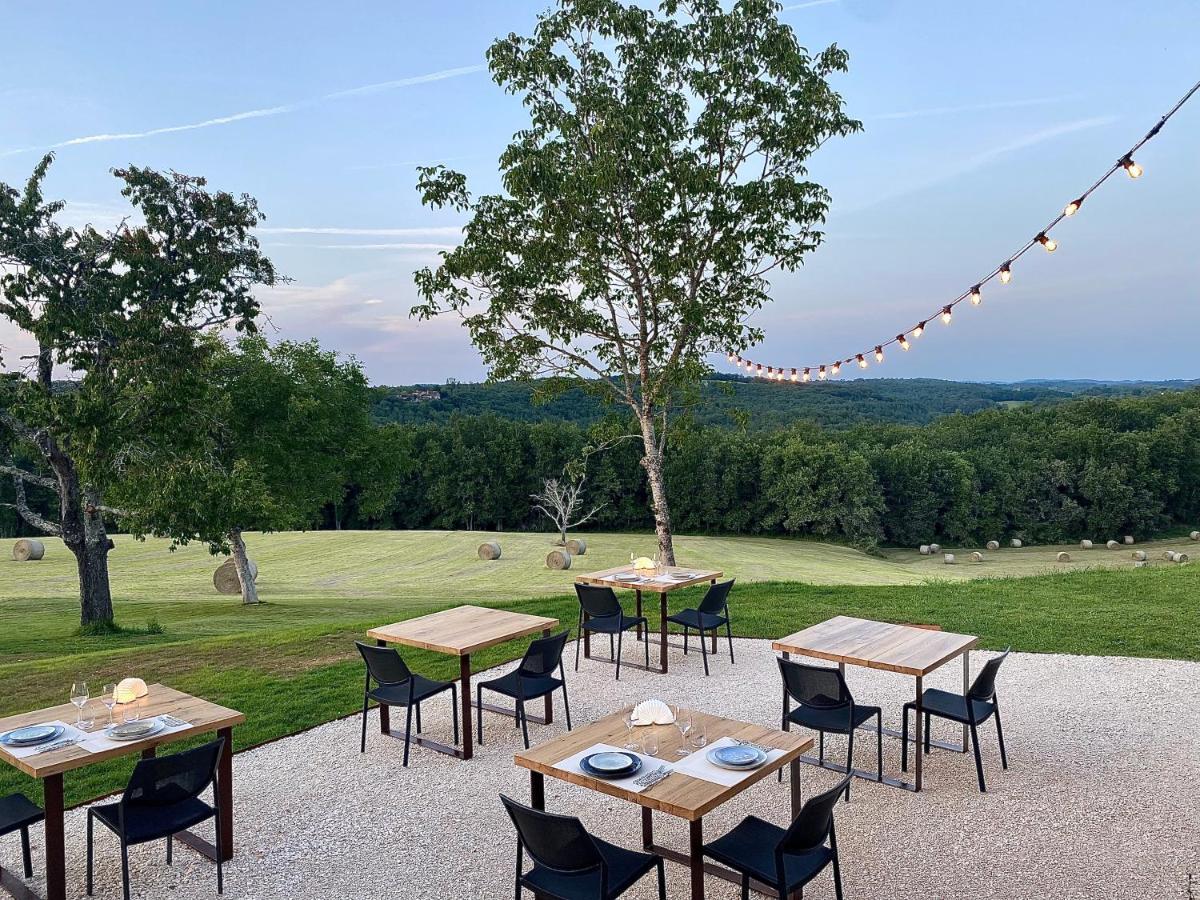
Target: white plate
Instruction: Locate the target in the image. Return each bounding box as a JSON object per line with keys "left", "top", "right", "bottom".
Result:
{"left": 104, "top": 719, "right": 165, "bottom": 742}
{"left": 707, "top": 745, "right": 767, "bottom": 770}
{"left": 1, "top": 724, "right": 62, "bottom": 746}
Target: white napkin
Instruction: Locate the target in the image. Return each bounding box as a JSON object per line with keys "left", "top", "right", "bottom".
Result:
{"left": 0, "top": 721, "right": 90, "bottom": 759}
{"left": 79, "top": 716, "right": 193, "bottom": 754}
{"left": 552, "top": 742, "right": 673, "bottom": 793}
{"left": 672, "top": 735, "right": 787, "bottom": 787}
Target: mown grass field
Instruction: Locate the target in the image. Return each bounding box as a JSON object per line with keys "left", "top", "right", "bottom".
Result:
{"left": 1, "top": 529, "right": 1197, "bottom": 806}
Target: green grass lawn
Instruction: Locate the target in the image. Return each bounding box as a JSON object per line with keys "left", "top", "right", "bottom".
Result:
{"left": 1, "top": 530, "right": 1196, "bottom": 807}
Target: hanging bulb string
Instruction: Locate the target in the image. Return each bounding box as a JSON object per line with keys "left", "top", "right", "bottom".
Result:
{"left": 730, "top": 78, "right": 1200, "bottom": 378}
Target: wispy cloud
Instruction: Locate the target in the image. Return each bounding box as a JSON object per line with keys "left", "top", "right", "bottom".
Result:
{"left": 1, "top": 64, "right": 486, "bottom": 158}
{"left": 839, "top": 115, "right": 1118, "bottom": 214}
{"left": 867, "top": 94, "right": 1084, "bottom": 122}
{"left": 258, "top": 226, "right": 463, "bottom": 237}
{"left": 781, "top": 0, "right": 841, "bottom": 10}
{"left": 266, "top": 242, "right": 455, "bottom": 251}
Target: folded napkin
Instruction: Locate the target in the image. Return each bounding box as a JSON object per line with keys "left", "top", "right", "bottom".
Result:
{"left": 553, "top": 742, "right": 673, "bottom": 794}
{"left": 672, "top": 735, "right": 787, "bottom": 787}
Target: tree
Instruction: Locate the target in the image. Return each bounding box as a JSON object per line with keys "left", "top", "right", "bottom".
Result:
{"left": 114, "top": 336, "right": 372, "bottom": 604}
{"left": 530, "top": 437, "right": 626, "bottom": 543}
{"left": 0, "top": 156, "right": 277, "bottom": 627}
{"left": 411, "top": 0, "right": 859, "bottom": 563}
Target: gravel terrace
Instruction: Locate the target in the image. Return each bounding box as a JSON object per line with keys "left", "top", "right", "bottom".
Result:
{"left": 17, "top": 641, "right": 1200, "bottom": 899}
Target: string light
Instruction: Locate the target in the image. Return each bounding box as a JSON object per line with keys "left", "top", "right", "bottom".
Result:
{"left": 722, "top": 79, "right": 1199, "bottom": 383}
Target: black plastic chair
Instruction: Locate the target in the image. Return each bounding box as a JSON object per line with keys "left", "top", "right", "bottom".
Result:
{"left": 477, "top": 630, "right": 573, "bottom": 749}
{"left": 500, "top": 794, "right": 666, "bottom": 899}
{"left": 903, "top": 648, "right": 1010, "bottom": 792}
{"left": 356, "top": 641, "right": 459, "bottom": 766}
{"left": 666, "top": 579, "right": 735, "bottom": 676}
{"left": 574, "top": 584, "right": 648, "bottom": 680}
{"left": 0, "top": 793, "right": 43, "bottom": 883}
{"left": 87, "top": 739, "right": 225, "bottom": 900}
{"left": 703, "top": 774, "right": 850, "bottom": 900}
{"left": 778, "top": 657, "right": 882, "bottom": 800}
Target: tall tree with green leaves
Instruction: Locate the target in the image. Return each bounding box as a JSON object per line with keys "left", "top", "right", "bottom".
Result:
{"left": 412, "top": 0, "right": 859, "bottom": 562}
{"left": 114, "top": 336, "right": 372, "bottom": 604}
{"left": 0, "top": 156, "right": 277, "bottom": 627}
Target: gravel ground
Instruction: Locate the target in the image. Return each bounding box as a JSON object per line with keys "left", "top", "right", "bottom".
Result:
{"left": 19, "top": 640, "right": 1200, "bottom": 899}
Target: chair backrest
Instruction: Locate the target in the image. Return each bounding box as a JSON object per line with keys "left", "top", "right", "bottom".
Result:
{"left": 575, "top": 583, "right": 622, "bottom": 619}
{"left": 698, "top": 579, "right": 735, "bottom": 615}
{"left": 778, "top": 657, "right": 851, "bottom": 711}
{"left": 519, "top": 630, "right": 570, "bottom": 677}
{"left": 968, "top": 648, "right": 1010, "bottom": 701}
{"left": 122, "top": 738, "right": 223, "bottom": 812}
{"left": 778, "top": 774, "right": 850, "bottom": 858}
{"left": 500, "top": 795, "right": 604, "bottom": 877}
{"left": 356, "top": 641, "right": 413, "bottom": 686}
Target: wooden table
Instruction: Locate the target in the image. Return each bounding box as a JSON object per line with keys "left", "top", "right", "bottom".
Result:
{"left": 574, "top": 566, "right": 722, "bottom": 674}
{"left": 368, "top": 605, "right": 559, "bottom": 761}
{"left": 0, "top": 685, "right": 243, "bottom": 900}
{"left": 773, "top": 615, "right": 978, "bottom": 792}
{"left": 515, "top": 706, "right": 813, "bottom": 899}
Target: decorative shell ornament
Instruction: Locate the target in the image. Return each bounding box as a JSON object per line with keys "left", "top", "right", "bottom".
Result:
{"left": 632, "top": 556, "right": 656, "bottom": 571}
{"left": 631, "top": 699, "right": 675, "bottom": 726}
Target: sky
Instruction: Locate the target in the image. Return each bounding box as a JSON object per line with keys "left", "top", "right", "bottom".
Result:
{"left": 1, "top": 0, "right": 1197, "bottom": 386}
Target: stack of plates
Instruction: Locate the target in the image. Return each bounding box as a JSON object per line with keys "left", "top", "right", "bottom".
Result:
{"left": 706, "top": 744, "right": 767, "bottom": 771}
{"left": 104, "top": 719, "right": 165, "bottom": 742}
{"left": 0, "top": 724, "right": 64, "bottom": 748}
{"left": 580, "top": 751, "right": 642, "bottom": 780}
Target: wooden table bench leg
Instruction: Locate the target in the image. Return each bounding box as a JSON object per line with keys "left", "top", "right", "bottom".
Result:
{"left": 42, "top": 774, "right": 65, "bottom": 900}
{"left": 460, "top": 654, "right": 474, "bottom": 761}
{"left": 688, "top": 818, "right": 704, "bottom": 900}
{"left": 659, "top": 593, "right": 669, "bottom": 674}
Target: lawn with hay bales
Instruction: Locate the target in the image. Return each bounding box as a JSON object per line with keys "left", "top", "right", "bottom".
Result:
{"left": 1, "top": 529, "right": 1196, "bottom": 806}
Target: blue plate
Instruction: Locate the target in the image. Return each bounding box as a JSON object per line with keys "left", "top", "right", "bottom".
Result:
{"left": 1, "top": 724, "right": 63, "bottom": 747}
{"left": 708, "top": 745, "right": 765, "bottom": 768}
{"left": 581, "top": 751, "right": 641, "bottom": 779}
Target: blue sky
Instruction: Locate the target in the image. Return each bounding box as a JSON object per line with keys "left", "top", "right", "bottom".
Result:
{"left": 1, "top": 0, "right": 1197, "bottom": 385}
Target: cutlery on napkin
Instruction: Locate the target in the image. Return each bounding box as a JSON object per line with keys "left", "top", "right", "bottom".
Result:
{"left": 160, "top": 715, "right": 189, "bottom": 728}
{"left": 633, "top": 765, "right": 672, "bottom": 789}
{"left": 32, "top": 738, "right": 82, "bottom": 755}
{"left": 734, "top": 738, "right": 775, "bottom": 754}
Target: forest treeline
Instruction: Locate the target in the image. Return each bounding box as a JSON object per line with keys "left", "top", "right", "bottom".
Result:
{"left": 346, "top": 389, "right": 1200, "bottom": 548}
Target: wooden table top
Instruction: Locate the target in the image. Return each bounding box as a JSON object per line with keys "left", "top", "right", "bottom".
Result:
{"left": 368, "top": 605, "right": 560, "bottom": 656}
{"left": 574, "top": 565, "right": 723, "bottom": 594}
{"left": 773, "top": 615, "right": 978, "bottom": 677}
{"left": 0, "top": 684, "right": 244, "bottom": 780}
{"left": 515, "top": 706, "right": 812, "bottom": 821}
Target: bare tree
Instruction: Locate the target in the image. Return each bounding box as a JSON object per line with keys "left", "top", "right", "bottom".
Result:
{"left": 531, "top": 438, "right": 628, "bottom": 544}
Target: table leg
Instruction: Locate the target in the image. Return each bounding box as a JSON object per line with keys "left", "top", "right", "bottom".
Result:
{"left": 636, "top": 590, "right": 643, "bottom": 641}
{"left": 688, "top": 818, "right": 704, "bottom": 900}
{"left": 542, "top": 628, "right": 554, "bottom": 724}
{"left": 218, "top": 727, "right": 234, "bottom": 861}
{"left": 789, "top": 758, "right": 803, "bottom": 815}
{"left": 460, "top": 654, "right": 474, "bottom": 761}
{"left": 710, "top": 578, "right": 718, "bottom": 654}
{"left": 914, "top": 675, "right": 924, "bottom": 792}
{"left": 583, "top": 610, "right": 591, "bottom": 660}
{"left": 962, "top": 650, "right": 971, "bottom": 751}
{"left": 641, "top": 807, "right": 653, "bottom": 851}
{"left": 530, "top": 771, "right": 545, "bottom": 810}
{"left": 376, "top": 639, "right": 390, "bottom": 735}
{"left": 659, "top": 593, "right": 669, "bottom": 674}
{"left": 43, "top": 774, "right": 65, "bottom": 900}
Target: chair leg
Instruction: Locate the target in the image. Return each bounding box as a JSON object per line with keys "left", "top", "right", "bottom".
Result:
{"left": 726, "top": 618, "right": 735, "bottom": 664}
{"left": 699, "top": 627, "right": 710, "bottom": 676}
{"left": 86, "top": 812, "right": 94, "bottom": 895}
{"left": 643, "top": 626, "right": 649, "bottom": 668}
{"left": 876, "top": 711, "right": 884, "bottom": 783}
{"left": 615, "top": 628, "right": 623, "bottom": 681}
{"left": 657, "top": 857, "right": 667, "bottom": 900}
{"left": 575, "top": 611, "right": 583, "bottom": 671}
{"left": 415, "top": 702, "right": 423, "bottom": 734}
{"left": 969, "top": 720, "right": 986, "bottom": 792}
{"left": 845, "top": 727, "right": 854, "bottom": 802}
{"left": 683, "top": 625, "right": 688, "bottom": 654}
{"left": 924, "top": 712, "right": 931, "bottom": 755}
{"left": 741, "top": 873, "right": 751, "bottom": 900}
{"left": 403, "top": 700, "right": 414, "bottom": 768}
{"left": 995, "top": 705, "right": 1009, "bottom": 769}
{"left": 166, "top": 833, "right": 173, "bottom": 864}
{"left": 609, "top": 632, "right": 615, "bottom": 661}
{"left": 818, "top": 730, "right": 825, "bottom": 763}
{"left": 20, "top": 824, "right": 33, "bottom": 878}
{"left": 832, "top": 849, "right": 844, "bottom": 900}
{"left": 121, "top": 841, "right": 131, "bottom": 900}
{"left": 360, "top": 692, "right": 370, "bottom": 753}
{"left": 214, "top": 804, "right": 224, "bottom": 895}
{"left": 561, "top": 684, "right": 572, "bottom": 731}
{"left": 518, "top": 699, "right": 530, "bottom": 749}
{"left": 901, "top": 705, "right": 910, "bottom": 772}
{"left": 450, "top": 683, "right": 460, "bottom": 746}
{"left": 477, "top": 684, "right": 485, "bottom": 746}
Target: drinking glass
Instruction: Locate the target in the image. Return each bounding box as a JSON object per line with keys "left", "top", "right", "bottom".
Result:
{"left": 642, "top": 727, "right": 659, "bottom": 757}
{"left": 623, "top": 713, "right": 640, "bottom": 751}
{"left": 70, "top": 681, "right": 89, "bottom": 728}
{"left": 101, "top": 683, "right": 117, "bottom": 725}
{"left": 674, "top": 705, "right": 692, "bottom": 755}
{"left": 690, "top": 720, "right": 708, "bottom": 750}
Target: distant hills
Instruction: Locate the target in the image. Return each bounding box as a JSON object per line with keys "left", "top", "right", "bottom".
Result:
{"left": 372, "top": 375, "right": 1200, "bottom": 429}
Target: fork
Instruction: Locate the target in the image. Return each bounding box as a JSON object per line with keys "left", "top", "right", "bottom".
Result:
{"left": 32, "top": 738, "right": 82, "bottom": 756}
{"left": 159, "top": 714, "right": 188, "bottom": 728}
{"left": 634, "top": 765, "right": 672, "bottom": 789}
{"left": 734, "top": 738, "right": 774, "bottom": 754}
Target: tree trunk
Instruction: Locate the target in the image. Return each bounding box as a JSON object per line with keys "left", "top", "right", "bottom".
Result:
{"left": 57, "top": 471, "right": 115, "bottom": 628}
{"left": 638, "top": 414, "right": 676, "bottom": 566}
{"left": 229, "top": 529, "right": 260, "bottom": 605}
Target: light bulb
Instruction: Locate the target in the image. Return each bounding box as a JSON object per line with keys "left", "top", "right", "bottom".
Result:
{"left": 1064, "top": 198, "right": 1083, "bottom": 216}
{"left": 744, "top": 360, "right": 753, "bottom": 372}
{"left": 856, "top": 354, "right": 868, "bottom": 369}
{"left": 1121, "top": 155, "right": 1142, "bottom": 178}
{"left": 802, "top": 368, "right": 811, "bottom": 382}
{"left": 755, "top": 364, "right": 763, "bottom": 376}
{"left": 874, "top": 345, "right": 884, "bottom": 363}
{"left": 970, "top": 285, "right": 982, "bottom": 306}
{"left": 999, "top": 263, "right": 1012, "bottom": 285}
{"left": 817, "top": 365, "right": 827, "bottom": 380}
{"left": 790, "top": 368, "right": 798, "bottom": 382}
{"left": 941, "top": 305, "right": 953, "bottom": 325}
{"left": 897, "top": 334, "right": 910, "bottom": 351}
{"left": 832, "top": 361, "right": 841, "bottom": 376}
{"left": 913, "top": 322, "right": 925, "bottom": 338}
{"left": 727, "top": 352, "right": 736, "bottom": 363}
{"left": 1037, "top": 232, "right": 1057, "bottom": 253}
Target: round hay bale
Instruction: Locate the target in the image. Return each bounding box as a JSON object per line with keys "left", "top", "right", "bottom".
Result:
{"left": 1131, "top": 550, "right": 1147, "bottom": 561}
{"left": 1106, "top": 540, "right": 1120, "bottom": 550}
{"left": 12, "top": 539, "right": 45, "bottom": 562}
{"left": 970, "top": 551, "right": 984, "bottom": 562}
{"left": 565, "top": 538, "right": 587, "bottom": 556}
{"left": 1134, "top": 560, "right": 1148, "bottom": 568}
{"left": 1124, "top": 535, "right": 1134, "bottom": 545}
{"left": 943, "top": 553, "right": 955, "bottom": 565}
{"left": 546, "top": 548, "right": 573, "bottom": 570}
{"left": 1010, "top": 539, "right": 1023, "bottom": 548}
{"left": 1190, "top": 531, "right": 1199, "bottom": 541}
{"left": 986, "top": 540, "right": 1000, "bottom": 551}
{"left": 918, "top": 545, "right": 930, "bottom": 555}
{"left": 1056, "top": 551, "right": 1071, "bottom": 563}
{"left": 1080, "top": 540, "right": 1094, "bottom": 550}
{"left": 213, "top": 558, "right": 258, "bottom": 594}
{"left": 929, "top": 543, "right": 942, "bottom": 554}
{"left": 1162, "top": 550, "right": 1176, "bottom": 561}
{"left": 477, "top": 541, "right": 502, "bottom": 561}
{"left": 1177, "top": 552, "right": 1190, "bottom": 564}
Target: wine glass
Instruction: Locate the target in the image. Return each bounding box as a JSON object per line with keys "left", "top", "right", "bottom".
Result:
{"left": 674, "top": 706, "right": 692, "bottom": 755}
{"left": 642, "top": 727, "right": 659, "bottom": 758}
{"left": 691, "top": 720, "right": 708, "bottom": 750}
{"left": 101, "top": 683, "right": 117, "bottom": 725}
{"left": 70, "top": 681, "right": 89, "bottom": 728}
{"left": 623, "top": 712, "right": 640, "bottom": 751}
